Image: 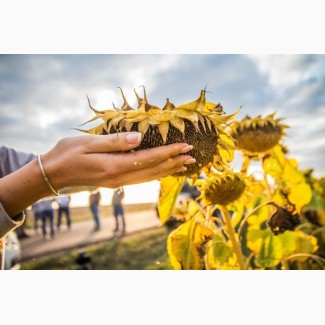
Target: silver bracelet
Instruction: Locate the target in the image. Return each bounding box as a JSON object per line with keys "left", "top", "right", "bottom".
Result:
{"left": 37, "top": 155, "right": 60, "bottom": 196}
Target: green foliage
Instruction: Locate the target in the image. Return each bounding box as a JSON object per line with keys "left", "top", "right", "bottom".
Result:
{"left": 158, "top": 125, "right": 325, "bottom": 270}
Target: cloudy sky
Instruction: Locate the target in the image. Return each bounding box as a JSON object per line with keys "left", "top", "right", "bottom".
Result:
{"left": 0, "top": 54, "right": 324, "bottom": 179}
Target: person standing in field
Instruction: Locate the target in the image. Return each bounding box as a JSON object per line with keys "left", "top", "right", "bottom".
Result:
{"left": 57, "top": 194, "right": 72, "bottom": 231}
{"left": 89, "top": 188, "right": 101, "bottom": 231}
{"left": 38, "top": 197, "right": 55, "bottom": 240}
{"left": 112, "top": 187, "right": 126, "bottom": 235}
{"left": 31, "top": 200, "right": 42, "bottom": 234}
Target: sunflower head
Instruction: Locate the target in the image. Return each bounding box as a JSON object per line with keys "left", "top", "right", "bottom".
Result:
{"left": 78, "top": 86, "right": 239, "bottom": 177}
{"left": 230, "top": 113, "right": 288, "bottom": 156}
{"left": 198, "top": 171, "right": 247, "bottom": 206}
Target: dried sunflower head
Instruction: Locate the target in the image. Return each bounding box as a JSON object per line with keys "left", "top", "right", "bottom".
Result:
{"left": 267, "top": 204, "right": 300, "bottom": 235}
{"left": 230, "top": 113, "right": 288, "bottom": 156}
{"left": 198, "top": 171, "right": 247, "bottom": 206}
{"left": 78, "top": 87, "right": 239, "bottom": 177}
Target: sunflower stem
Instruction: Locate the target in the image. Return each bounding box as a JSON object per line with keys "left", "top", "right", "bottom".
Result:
{"left": 263, "top": 172, "right": 273, "bottom": 200}
{"left": 241, "top": 155, "right": 250, "bottom": 174}
{"left": 204, "top": 205, "right": 213, "bottom": 270}
{"left": 220, "top": 206, "right": 246, "bottom": 270}
{"left": 205, "top": 205, "right": 213, "bottom": 227}
{"left": 237, "top": 202, "right": 273, "bottom": 239}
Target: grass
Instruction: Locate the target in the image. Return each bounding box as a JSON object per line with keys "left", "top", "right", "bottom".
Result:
{"left": 21, "top": 225, "right": 175, "bottom": 270}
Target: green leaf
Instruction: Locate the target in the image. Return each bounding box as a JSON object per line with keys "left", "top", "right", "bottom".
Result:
{"left": 247, "top": 229, "right": 283, "bottom": 268}
{"left": 301, "top": 189, "right": 325, "bottom": 226}
{"left": 247, "top": 228, "right": 319, "bottom": 267}
{"left": 206, "top": 235, "right": 238, "bottom": 269}
{"left": 157, "top": 176, "right": 186, "bottom": 225}
{"left": 291, "top": 230, "right": 319, "bottom": 262}
{"left": 167, "top": 218, "right": 214, "bottom": 270}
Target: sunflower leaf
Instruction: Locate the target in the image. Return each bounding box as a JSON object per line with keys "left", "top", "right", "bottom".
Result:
{"left": 167, "top": 217, "right": 214, "bottom": 270}
{"left": 157, "top": 176, "right": 186, "bottom": 225}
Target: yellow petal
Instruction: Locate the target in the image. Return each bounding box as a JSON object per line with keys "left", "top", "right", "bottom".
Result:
{"left": 158, "top": 121, "right": 170, "bottom": 143}
{"left": 163, "top": 98, "right": 176, "bottom": 111}
{"left": 107, "top": 115, "right": 125, "bottom": 131}
{"left": 175, "top": 109, "right": 199, "bottom": 123}
{"left": 198, "top": 114, "right": 207, "bottom": 132}
{"left": 170, "top": 116, "right": 185, "bottom": 134}
{"left": 74, "top": 123, "right": 105, "bottom": 135}
{"left": 150, "top": 110, "right": 176, "bottom": 122}
{"left": 138, "top": 120, "right": 150, "bottom": 136}
{"left": 175, "top": 90, "right": 206, "bottom": 111}
{"left": 124, "top": 121, "right": 134, "bottom": 132}
{"left": 205, "top": 116, "right": 212, "bottom": 131}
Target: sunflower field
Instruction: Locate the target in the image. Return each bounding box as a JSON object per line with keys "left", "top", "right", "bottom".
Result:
{"left": 81, "top": 87, "right": 325, "bottom": 270}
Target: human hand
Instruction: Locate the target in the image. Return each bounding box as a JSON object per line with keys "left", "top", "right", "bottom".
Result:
{"left": 41, "top": 132, "right": 195, "bottom": 190}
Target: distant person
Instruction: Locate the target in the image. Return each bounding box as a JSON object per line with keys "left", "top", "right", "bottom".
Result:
{"left": 38, "top": 197, "right": 55, "bottom": 240}
{"left": 57, "top": 194, "right": 71, "bottom": 231}
{"left": 89, "top": 188, "right": 101, "bottom": 231}
{"left": 112, "top": 187, "right": 126, "bottom": 234}
{"left": 31, "top": 201, "right": 42, "bottom": 234}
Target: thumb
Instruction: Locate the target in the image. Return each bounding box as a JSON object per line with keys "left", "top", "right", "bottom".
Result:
{"left": 84, "top": 132, "right": 142, "bottom": 153}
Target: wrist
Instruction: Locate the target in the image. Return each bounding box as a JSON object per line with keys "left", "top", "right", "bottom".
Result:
{"left": 37, "top": 155, "right": 60, "bottom": 196}
{"left": 0, "top": 159, "right": 52, "bottom": 217}
{"left": 41, "top": 150, "right": 73, "bottom": 190}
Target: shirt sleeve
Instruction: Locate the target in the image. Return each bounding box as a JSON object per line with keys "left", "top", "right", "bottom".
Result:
{"left": 0, "top": 202, "right": 25, "bottom": 240}
{"left": 0, "top": 146, "right": 37, "bottom": 177}
{"left": 0, "top": 146, "right": 35, "bottom": 239}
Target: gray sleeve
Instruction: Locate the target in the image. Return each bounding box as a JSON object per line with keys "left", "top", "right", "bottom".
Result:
{"left": 0, "top": 202, "right": 25, "bottom": 240}
{"left": 0, "top": 146, "right": 37, "bottom": 177}
{"left": 0, "top": 146, "right": 33, "bottom": 239}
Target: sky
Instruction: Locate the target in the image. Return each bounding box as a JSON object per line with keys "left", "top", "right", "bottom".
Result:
{"left": 1, "top": 54, "right": 324, "bottom": 205}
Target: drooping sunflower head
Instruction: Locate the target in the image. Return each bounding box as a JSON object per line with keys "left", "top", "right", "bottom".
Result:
{"left": 198, "top": 171, "right": 247, "bottom": 206}
{"left": 78, "top": 86, "right": 239, "bottom": 177}
{"left": 267, "top": 203, "right": 300, "bottom": 235}
{"left": 230, "top": 113, "right": 288, "bottom": 156}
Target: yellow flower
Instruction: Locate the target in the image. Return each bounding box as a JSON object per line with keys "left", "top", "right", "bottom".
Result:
{"left": 197, "top": 171, "right": 247, "bottom": 206}
{"left": 78, "top": 86, "right": 239, "bottom": 177}
{"left": 230, "top": 113, "right": 288, "bottom": 155}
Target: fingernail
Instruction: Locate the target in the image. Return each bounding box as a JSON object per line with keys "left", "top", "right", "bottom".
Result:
{"left": 180, "top": 145, "right": 193, "bottom": 153}
{"left": 184, "top": 157, "right": 196, "bottom": 165}
{"left": 126, "top": 132, "right": 142, "bottom": 144}
{"left": 176, "top": 166, "right": 187, "bottom": 172}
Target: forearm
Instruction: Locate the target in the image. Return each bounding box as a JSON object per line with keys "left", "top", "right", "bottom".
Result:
{"left": 0, "top": 158, "right": 53, "bottom": 217}
{"left": 0, "top": 133, "right": 195, "bottom": 218}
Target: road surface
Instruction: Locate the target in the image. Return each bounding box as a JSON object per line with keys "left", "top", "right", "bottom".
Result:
{"left": 20, "top": 208, "right": 160, "bottom": 262}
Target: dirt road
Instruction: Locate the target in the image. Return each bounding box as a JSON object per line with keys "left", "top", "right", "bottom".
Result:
{"left": 20, "top": 208, "right": 160, "bottom": 262}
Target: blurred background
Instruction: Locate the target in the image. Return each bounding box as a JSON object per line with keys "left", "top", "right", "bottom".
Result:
{"left": 1, "top": 54, "right": 324, "bottom": 206}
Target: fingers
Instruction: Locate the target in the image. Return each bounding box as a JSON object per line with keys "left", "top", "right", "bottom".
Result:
{"left": 99, "top": 142, "right": 194, "bottom": 176}
{"left": 82, "top": 132, "right": 142, "bottom": 153}
{"left": 106, "top": 154, "right": 195, "bottom": 187}
{"left": 47, "top": 133, "right": 197, "bottom": 190}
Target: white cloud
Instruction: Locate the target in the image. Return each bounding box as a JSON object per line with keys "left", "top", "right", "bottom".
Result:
{"left": 1, "top": 54, "right": 324, "bottom": 177}
{"left": 248, "top": 54, "right": 322, "bottom": 90}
